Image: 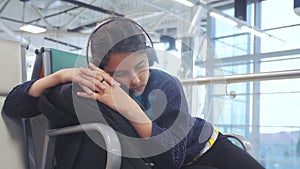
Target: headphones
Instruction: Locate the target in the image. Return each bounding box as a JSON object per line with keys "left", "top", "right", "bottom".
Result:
{"left": 85, "top": 16, "right": 158, "bottom": 67}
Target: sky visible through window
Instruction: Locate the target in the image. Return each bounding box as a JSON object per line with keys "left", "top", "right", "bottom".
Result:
{"left": 260, "top": 0, "right": 300, "bottom": 134}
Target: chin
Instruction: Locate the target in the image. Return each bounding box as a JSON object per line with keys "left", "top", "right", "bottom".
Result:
{"left": 130, "top": 91, "right": 143, "bottom": 96}
{"left": 130, "top": 88, "right": 145, "bottom": 96}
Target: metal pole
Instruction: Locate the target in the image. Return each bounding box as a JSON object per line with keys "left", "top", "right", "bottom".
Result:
{"left": 181, "top": 69, "right": 300, "bottom": 85}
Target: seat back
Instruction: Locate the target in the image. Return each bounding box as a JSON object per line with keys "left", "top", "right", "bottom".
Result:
{"left": 42, "top": 48, "right": 87, "bottom": 76}
{"left": 0, "top": 39, "right": 28, "bottom": 169}
{"left": 25, "top": 47, "right": 87, "bottom": 169}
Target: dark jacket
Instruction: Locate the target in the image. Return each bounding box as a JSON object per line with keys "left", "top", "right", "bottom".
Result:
{"left": 2, "top": 69, "right": 212, "bottom": 169}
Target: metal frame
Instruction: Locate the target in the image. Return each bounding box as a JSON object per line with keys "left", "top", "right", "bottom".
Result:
{"left": 224, "top": 133, "right": 253, "bottom": 155}
{"left": 41, "top": 48, "right": 52, "bottom": 77}
{"left": 41, "top": 123, "right": 122, "bottom": 169}
{"left": 23, "top": 118, "right": 38, "bottom": 169}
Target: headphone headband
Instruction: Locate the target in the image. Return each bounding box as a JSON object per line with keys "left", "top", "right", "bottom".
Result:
{"left": 85, "top": 16, "right": 157, "bottom": 65}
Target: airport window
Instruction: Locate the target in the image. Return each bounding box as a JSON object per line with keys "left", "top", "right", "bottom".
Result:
{"left": 201, "top": 0, "right": 300, "bottom": 168}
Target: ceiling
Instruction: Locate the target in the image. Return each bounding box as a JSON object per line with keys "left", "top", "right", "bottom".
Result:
{"left": 0, "top": 0, "right": 235, "bottom": 53}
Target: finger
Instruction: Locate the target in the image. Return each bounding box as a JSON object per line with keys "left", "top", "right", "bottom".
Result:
{"left": 78, "top": 84, "right": 94, "bottom": 95}
{"left": 77, "top": 68, "right": 106, "bottom": 90}
{"left": 77, "top": 81, "right": 105, "bottom": 97}
{"left": 88, "top": 63, "right": 112, "bottom": 83}
{"left": 76, "top": 92, "right": 96, "bottom": 100}
{"left": 89, "top": 63, "right": 121, "bottom": 86}
{"left": 74, "top": 74, "right": 105, "bottom": 92}
{"left": 95, "top": 77, "right": 112, "bottom": 93}
{"left": 100, "top": 78, "right": 105, "bottom": 83}
{"left": 78, "top": 67, "right": 97, "bottom": 78}
{"left": 77, "top": 89, "right": 105, "bottom": 100}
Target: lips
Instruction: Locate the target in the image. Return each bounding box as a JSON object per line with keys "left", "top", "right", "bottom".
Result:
{"left": 130, "top": 86, "right": 144, "bottom": 95}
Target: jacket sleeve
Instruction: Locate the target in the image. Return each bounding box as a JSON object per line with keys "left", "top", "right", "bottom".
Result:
{"left": 145, "top": 76, "right": 195, "bottom": 169}
{"left": 2, "top": 80, "right": 78, "bottom": 125}
{"left": 36, "top": 82, "right": 82, "bottom": 128}
{"left": 38, "top": 82, "right": 119, "bottom": 128}
{"left": 2, "top": 79, "right": 41, "bottom": 118}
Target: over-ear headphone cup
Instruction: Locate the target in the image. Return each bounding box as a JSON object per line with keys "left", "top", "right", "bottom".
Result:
{"left": 145, "top": 47, "right": 159, "bottom": 66}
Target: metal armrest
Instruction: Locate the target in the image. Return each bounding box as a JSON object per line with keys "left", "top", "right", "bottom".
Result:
{"left": 224, "top": 133, "right": 253, "bottom": 155}
{"left": 41, "top": 123, "right": 122, "bottom": 169}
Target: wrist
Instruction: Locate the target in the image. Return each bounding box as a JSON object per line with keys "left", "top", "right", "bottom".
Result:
{"left": 52, "top": 70, "right": 63, "bottom": 83}
{"left": 55, "top": 69, "right": 71, "bottom": 83}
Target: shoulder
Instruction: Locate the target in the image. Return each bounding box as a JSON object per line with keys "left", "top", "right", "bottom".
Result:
{"left": 149, "top": 68, "right": 181, "bottom": 85}
{"left": 148, "top": 68, "right": 183, "bottom": 94}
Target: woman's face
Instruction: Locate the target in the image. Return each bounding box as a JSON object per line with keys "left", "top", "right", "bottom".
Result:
{"left": 104, "top": 51, "right": 150, "bottom": 96}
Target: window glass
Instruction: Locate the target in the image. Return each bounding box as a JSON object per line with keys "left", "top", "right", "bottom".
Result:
{"left": 204, "top": 0, "right": 300, "bottom": 167}
{"left": 262, "top": 26, "right": 300, "bottom": 53}
{"left": 261, "top": 54, "right": 300, "bottom": 72}
{"left": 213, "top": 8, "right": 241, "bottom": 37}
{"left": 215, "top": 34, "right": 250, "bottom": 58}
{"left": 261, "top": 0, "right": 300, "bottom": 30}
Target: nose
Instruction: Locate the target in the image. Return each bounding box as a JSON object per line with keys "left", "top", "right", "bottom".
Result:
{"left": 130, "top": 73, "right": 141, "bottom": 86}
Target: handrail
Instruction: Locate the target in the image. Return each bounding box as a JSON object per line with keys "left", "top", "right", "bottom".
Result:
{"left": 181, "top": 69, "right": 300, "bottom": 85}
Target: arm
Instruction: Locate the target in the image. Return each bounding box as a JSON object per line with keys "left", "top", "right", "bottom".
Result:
{"left": 28, "top": 70, "right": 67, "bottom": 97}
{"left": 30, "top": 66, "right": 118, "bottom": 97}
{"left": 3, "top": 79, "right": 40, "bottom": 118}
{"left": 2, "top": 68, "right": 75, "bottom": 118}
{"left": 75, "top": 64, "right": 152, "bottom": 138}
{"left": 3, "top": 66, "right": 115, "bottom": 118}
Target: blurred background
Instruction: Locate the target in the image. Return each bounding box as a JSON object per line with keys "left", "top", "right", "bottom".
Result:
{"left": 1, "top": 0, "right": 300, "bottom": 168}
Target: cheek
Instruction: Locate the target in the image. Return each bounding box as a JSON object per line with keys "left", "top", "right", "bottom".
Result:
{"left": 112, "top": 69, "right": 150, "bottom": 87}
{"left": 138, "top": 69, "right": 150, "bottom": 83}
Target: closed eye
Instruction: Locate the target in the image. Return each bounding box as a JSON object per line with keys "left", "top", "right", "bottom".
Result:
{"left": 135, "top": 60, "right": 146, "bottom": 70}
{"left": 112, "top": 71, "right": 127, "bottom": 77}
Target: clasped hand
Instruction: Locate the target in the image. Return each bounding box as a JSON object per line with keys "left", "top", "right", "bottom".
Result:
{"left": 64, "top": 63, "right": 145, "bottom": 123}
{"left": 55, "top": 63, "right": 152, "bottom": 137}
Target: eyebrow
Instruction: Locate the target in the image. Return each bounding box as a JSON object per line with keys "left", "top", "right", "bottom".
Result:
{"left": 135, "top": 59, "right": 145, "bottom": 67}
